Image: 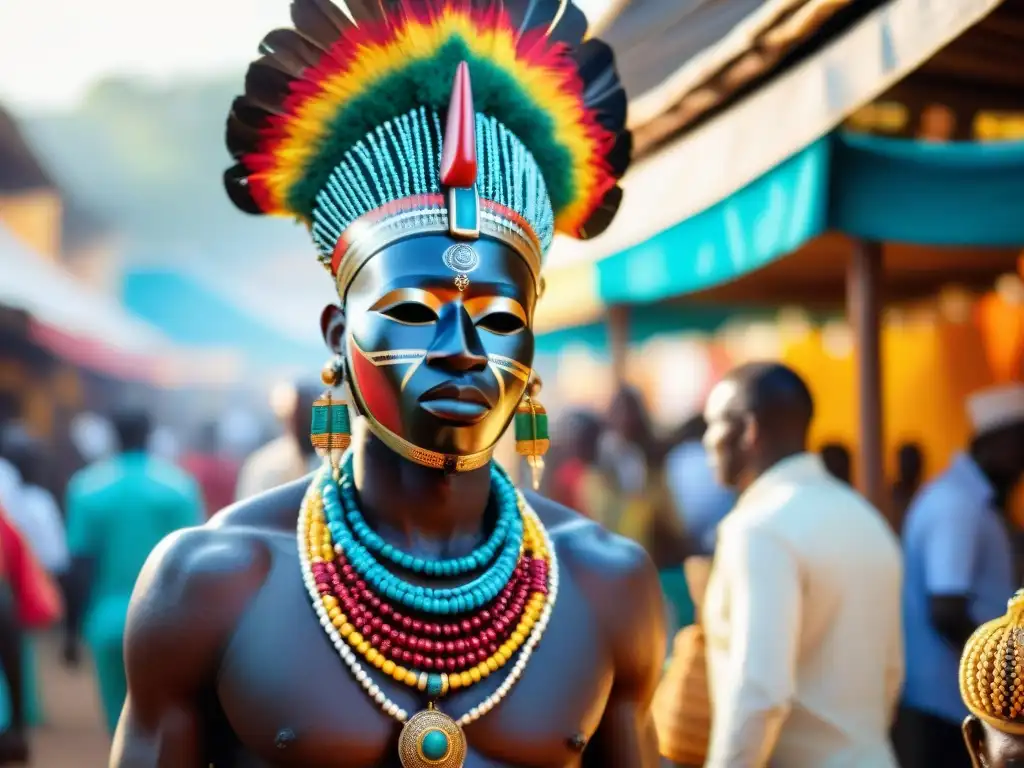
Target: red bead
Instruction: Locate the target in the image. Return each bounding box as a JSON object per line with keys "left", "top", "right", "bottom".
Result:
{"left": 370, "top": 617, "right": 382, "bottom": 630}
{"left": 423, "top": 657, "right": 435, "bottom": 670}
{"left": 412, "top": 653, "right": 424, "bottom": 668}
{"left": 421, "top": 639, "right": 434, "bottom": 653}
{"left": 397, "top": 632, "right": 409, "bottom": 648}
{"left": 455, "top": 640, "right": 467, "bottom": 653}
{"left": 465, "top": 651, "right": 478, "bottom": 666}
{"left": 445, "top": 657, "right": 457, "bottom": 672}
{"left": 380, "top": 639, "right": 392, "bottom": 654}
{"left": 379, "top": 603, "right": 392, "bottom": 616}
{"left": 484, "top": 629, "right": 497, "bottom": 642}
{"left": 381, "top": 624, "right": 392, "bottom": 635}
{"left": 411, "top": 620, "right": 423, "bottom": 633}
{"left": 480, "top": 610, "right": 491, "bottom": 622}
{"left": 369, "top": 596, "right": 381, "bottom": 609}
{"left": 461, "top": 620, "right": 472, "bottom": 633}
{"left": 470, "top": 617, "right": 482, "bottom": 629}
{"left": 370, "top": 635, "right": 381, "bottom": 648}
{"left": 456, "top": 654, "right": 467, "bottom": 668}
{"left": 443, "top": 624, "right": 455, "bottom": 637}
{"left": 445, "top": 641, "right": 456, "bottom": 654}
{"left": 391, "top": 647, "right": 403, "bottom": 660}
{"left": 402, "top": 616, "right": 413, "bottom": 630}
{"left": 469, "top": 637, "right": 481, "bottom": 650}
{"left": 392, "top": 612, "right": 404, "bottom": 624}
{"left": 401, "top": 650, "right": 412, "bottom": 663}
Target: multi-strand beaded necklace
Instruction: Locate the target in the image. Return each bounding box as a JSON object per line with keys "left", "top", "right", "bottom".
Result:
{"left": 299, "top": 456, "right": 558, "bottom": 768}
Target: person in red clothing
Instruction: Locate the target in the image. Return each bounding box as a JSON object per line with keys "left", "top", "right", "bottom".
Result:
{"left": 547, "top": 411, "right": 606, "bottom": 518}
{"left": 178, "top": 422, "right": 240, "bottom": 519}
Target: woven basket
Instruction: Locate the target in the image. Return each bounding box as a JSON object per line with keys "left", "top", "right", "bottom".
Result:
{"left": 653, "top": 557, "right": 712, "bottom": 766}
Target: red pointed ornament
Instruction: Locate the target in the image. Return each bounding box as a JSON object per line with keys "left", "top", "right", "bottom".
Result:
{"left": 441, "top": 61, "right": 480, "bottom": 240}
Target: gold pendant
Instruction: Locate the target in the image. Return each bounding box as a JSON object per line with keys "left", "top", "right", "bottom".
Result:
{"left": 398, "top": 706, "right": 467, "bottom": 767}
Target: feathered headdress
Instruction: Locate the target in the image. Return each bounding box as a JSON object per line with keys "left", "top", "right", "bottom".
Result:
{"left": 225, "top": 0, "right": 630, "bottom": 297}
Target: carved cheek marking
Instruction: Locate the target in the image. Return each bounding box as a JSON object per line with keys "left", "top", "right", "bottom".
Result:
{"left": 349, "top": 336, "right": 403, "bottom": 435}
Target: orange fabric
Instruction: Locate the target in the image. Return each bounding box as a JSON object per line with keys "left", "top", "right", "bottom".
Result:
{"left": 0, "top": 507, "right": 63, "bottom": 629}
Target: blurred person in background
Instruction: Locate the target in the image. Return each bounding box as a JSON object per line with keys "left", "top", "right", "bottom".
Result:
{"left": 0, "top": 564, "right": 27, "bottom": 766}
{"left": 2, "top": 431, "right": 69, "bottom": 578}
{"left": 544, "top": 410, "right": 613, "bottom": 522}
{"left": 64, "top": 408, "right": 202, "bottom": 734}
{"left": 665, "top": 415, "right": 736, "bottom": 556}
{"left": 599, "top": 386, "right": 687, "bottom": 559}
{"left": 891, "top": 441, "right": 924, "bottom": 528}
{"left": 697, "top": 362, "right": 902, "bottom": 768}
{"left": 895, "top": 384, "right": 1024, "bottom": 768}
{"left": 235, "top": 382, "right": 321, "bottom": 500}
{"left": 820, "top": 441, "right": 853, "bottom": 486}
{"left": 179, "top": 421, "right": 240, "bottom": 518}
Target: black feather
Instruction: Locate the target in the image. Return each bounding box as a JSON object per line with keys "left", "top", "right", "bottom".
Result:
{"left": 578, "top": 185, "right": 623, "bottom": 239}
{"left": 226, "top": 112, "right": 264, "bottom": 160}
{"left": 260, "top": 28, "right": 326, "bottom": 71}
{"left": 605, "top": 131, "right": 631, "bottom": 179}
{"left": 506, "top": 0, "right": 587, "bottom": 46}
{"left": 290, "top": 0, "right": 352, "bottom": 49}
{"left": 244, "top": 60, "right": 299, "bottom": 114}
{"left": 224, "top": 165, "right": 264, "bottom": 215}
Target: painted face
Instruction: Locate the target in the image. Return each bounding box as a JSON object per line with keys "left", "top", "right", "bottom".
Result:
{"left": 702, "top": 379, "right": 748, "bottom": 490}
{"left": 341, "top": 234, "right": 536, "bottom": 460}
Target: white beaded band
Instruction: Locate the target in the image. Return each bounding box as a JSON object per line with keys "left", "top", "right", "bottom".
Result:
{"left": 297, "top": 469, "right": 559, "bottom": 726}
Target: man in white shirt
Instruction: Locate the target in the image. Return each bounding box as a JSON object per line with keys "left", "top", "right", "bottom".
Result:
{"left": 699, "top": 362, "right": 903, "bottom": 767}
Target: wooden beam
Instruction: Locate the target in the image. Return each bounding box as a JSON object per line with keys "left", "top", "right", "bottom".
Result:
{"left": 607, "top": 305, "right": 630, "bottom": 385}
{"left": 847, "top": 240, "right": 886, "bottom": 513}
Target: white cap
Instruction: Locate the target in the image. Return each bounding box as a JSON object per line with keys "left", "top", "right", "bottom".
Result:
{"left": 967, "top": 384, "right": 1024, "bottom": 437}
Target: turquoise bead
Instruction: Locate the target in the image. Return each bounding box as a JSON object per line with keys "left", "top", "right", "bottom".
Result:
{"left": 420, "top": 729, "right": 449, "bottom": 761}
{"left": 320, "top": 462, "right": 525, "bottom": 614}
{"left": 426, "top": 674, "right": 444, "bottom": 697}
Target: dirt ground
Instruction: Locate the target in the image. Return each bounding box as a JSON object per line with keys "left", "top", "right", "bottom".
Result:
{"left": 27, "top": 636, "right": 110, "bottom": 767}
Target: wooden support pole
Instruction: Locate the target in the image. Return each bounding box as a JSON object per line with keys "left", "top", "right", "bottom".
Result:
{"left": 847, "top": 240, "right": 886, "bottom": 512}
{"left": 607, "top": 305, "right": 630, "bottom": 385}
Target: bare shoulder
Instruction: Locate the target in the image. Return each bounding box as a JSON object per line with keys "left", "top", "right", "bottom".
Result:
{"left": 125, "top": 477, "right": 311, "bottom": 687}
{"left": 527, "top": 490, "right": 658, "bottom": 590}
{"left": 527, "top": 491, "right": 665, "bottom": 687}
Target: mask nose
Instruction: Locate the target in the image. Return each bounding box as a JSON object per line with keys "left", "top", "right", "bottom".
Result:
{"left": 425, "top": 302, "right": 489, "bottom": 373}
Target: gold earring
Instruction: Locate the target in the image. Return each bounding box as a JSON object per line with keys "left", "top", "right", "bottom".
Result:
{"left": 515, "top": 374, "right": 549, "bottom": 491}
{"left": 312, "top": 356, "right": 351, "bottom": 477}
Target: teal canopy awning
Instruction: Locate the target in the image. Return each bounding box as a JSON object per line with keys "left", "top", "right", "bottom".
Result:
{"left": 596, "top": 132, "right": 1024, "bottom": 306}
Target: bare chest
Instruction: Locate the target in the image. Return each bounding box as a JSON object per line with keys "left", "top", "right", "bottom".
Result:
{"left": 212, "top": 545, "right": 614, "bottom": 767}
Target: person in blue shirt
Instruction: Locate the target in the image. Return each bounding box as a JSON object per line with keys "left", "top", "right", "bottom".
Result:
{"left": 63, "top": 409, "right": 202, "bottom": 734}
{"left": 895, "top": 384, "right": 1024, "bottom": 768}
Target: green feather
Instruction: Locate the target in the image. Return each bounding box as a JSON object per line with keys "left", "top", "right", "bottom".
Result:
{"left": 286, "top": 39, "right": 576, "bottom": 221}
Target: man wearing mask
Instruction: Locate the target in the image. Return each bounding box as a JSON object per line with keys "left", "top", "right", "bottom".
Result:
{"left": 896, "top": 384, "right": 1024, "bottom": 768}
{"left": 235, "top": 382, "right": 321, "bottom": 501}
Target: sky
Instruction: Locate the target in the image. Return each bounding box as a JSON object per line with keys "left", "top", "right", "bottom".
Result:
{"left": 0, "top": 0, "right": 615, "bottom": 112}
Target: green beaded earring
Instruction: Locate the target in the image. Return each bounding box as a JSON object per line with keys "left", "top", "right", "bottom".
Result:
{"left": 311, "top": 355, "right": 351, "bottom": 475}
{"left": 514, "top": 374, "right": 549, "bottom": 491}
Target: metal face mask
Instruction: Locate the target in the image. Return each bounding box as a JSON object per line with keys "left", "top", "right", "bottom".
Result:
{"left": 344, "top": 234, "right": 535, "bottom": 471}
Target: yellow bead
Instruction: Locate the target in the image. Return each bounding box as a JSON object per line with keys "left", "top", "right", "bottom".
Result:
{"left": 496, "top": 649, "right": 510, "bottom": 665}
{"left": 323, "top": 596, "right": 338, "bottom": 609}
{"left": 393, "top": 666, "right": 407, "bottom": 682}
{"left": 382, "top": 661, "right": 396, "bottom": 676}
{"left": 486, "top": 657, "right": 499, "bottom": 672}
{"left": 358, "top": 641, "right": 370, "bottom": 654}
{"left": 477, "top": 663, "right": 490, "bottom": 678}
{"left": 449, "top": 674, "right": 463, "bottom": 690}
{"left": 340, "top": 623, "right": 354, "bottom": 637}
{"left": 332, "top": 615, "right": 346, "bottom": 629}
{"left": 499, "top": 643, "right": 513, "bottom": 657}
{"left": 366, "top": 649, "right": 379, "bottom": 664}
{"left": 511, "top": 631, "right": 525, "bottom": 646}
{"left": 460, "top": 672, "right": 473, "bottom": 688}
{"left": 404, "top": 670, "right": 419, "bottom": 687}
{"left": 470, "top": 667, "right": 482, "bottom": 683}
{"left": 328, "top": 607, "right": 342, "bottom": 620}
{"left": 349, "top": 632, "right": 364, "bottom": 647}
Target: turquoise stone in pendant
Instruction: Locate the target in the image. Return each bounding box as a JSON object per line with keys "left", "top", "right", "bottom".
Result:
{"left": 420, "top": 729, "right": 450, "bottom": 761}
